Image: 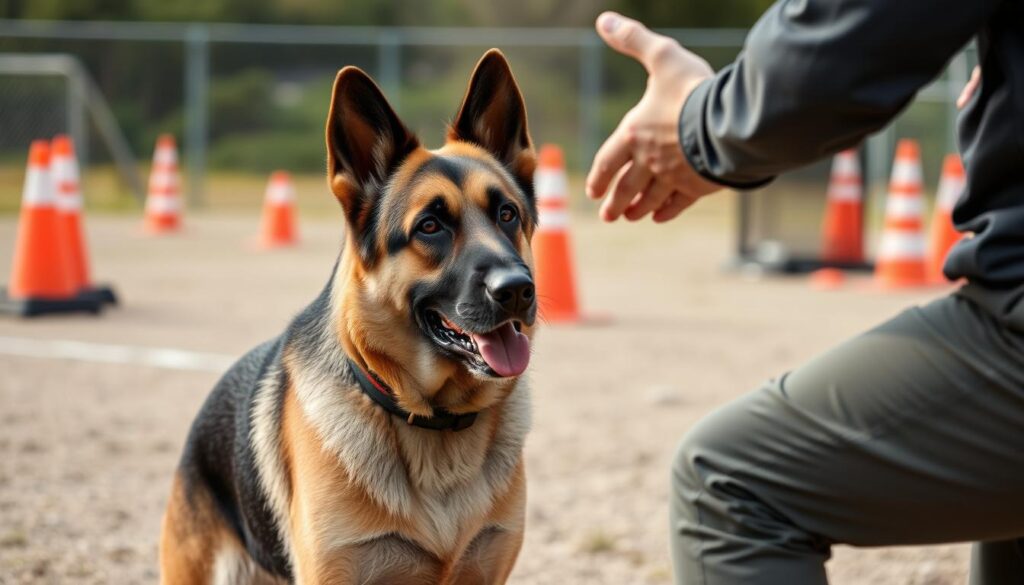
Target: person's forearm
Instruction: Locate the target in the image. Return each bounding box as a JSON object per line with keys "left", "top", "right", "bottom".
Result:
{"left": 681, "top": 0, "right": 1000, "bottom": 187}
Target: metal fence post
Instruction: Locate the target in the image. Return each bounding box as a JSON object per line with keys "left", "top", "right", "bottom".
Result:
{"left": 946, "top": 51, "right": 968, "bottom": 154}
{"left": 865, "top": 124, "right": 894, "bottom": 240}
{"left": 66, "top": 66, "right": 88, "bottom": 167}
{"left": 579, "top": 32, "right": 603, "bottom": 173}
{"left": 378, "top": 32, "right": 402, "bottom": 112}
{"left": 185, "top": 24, "right": 210, "bottom": 209}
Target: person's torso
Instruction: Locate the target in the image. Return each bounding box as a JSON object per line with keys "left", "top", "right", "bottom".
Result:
{"left": 947, "top": 0, "right": 1024, "bottom": 287}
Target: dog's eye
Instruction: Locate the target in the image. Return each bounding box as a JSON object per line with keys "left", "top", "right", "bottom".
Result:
{"left": 416, "top": 217, "right": 441, "bottom": 235}
{"left": 499, "top": 204, "right": 518, "bottom": 224}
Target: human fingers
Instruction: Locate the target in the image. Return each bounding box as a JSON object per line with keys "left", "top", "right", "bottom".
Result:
{"left": 652, "top": 191, "right": 698, "bottom": 223}
{"left": 600, "top": 161, "right": 653, "bottom": 222}
{"left": 623, "top": 177, "right": 674, "bottom": 221}
{"left": 586, "top": 126, "right": 634, "bottom": 199}
{"left": 957, "top": 66, "right": 981, "bottom": 109}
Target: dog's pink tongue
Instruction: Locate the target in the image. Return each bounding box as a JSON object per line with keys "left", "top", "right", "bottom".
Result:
{"left": 471, "top": 323, "right": 530, "bottom": 377}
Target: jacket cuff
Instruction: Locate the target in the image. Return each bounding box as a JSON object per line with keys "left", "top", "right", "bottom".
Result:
{"left": 679, "top": 78, "right": 775, "bottom": 191}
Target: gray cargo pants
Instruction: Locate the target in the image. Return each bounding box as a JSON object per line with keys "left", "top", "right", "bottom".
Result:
{"left": 671, "top": 284, "right": 1024, "bottom": 584}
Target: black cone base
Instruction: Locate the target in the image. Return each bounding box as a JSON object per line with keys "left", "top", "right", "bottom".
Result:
{"left": 78, "top": 284, "right": 118, "bottom": 306}
{"left": 0, "top": 287, "right": 103, "bottom": 317}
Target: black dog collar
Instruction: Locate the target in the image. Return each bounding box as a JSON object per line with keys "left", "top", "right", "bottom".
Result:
{"left": 347, "top": 359, "right": 478, "bottom": 432}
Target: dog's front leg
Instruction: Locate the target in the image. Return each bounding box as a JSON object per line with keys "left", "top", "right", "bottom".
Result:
{"left": 291, "top": 534, "right": 446, "bottom": 585}
{"left": 288, "top": 539, "right": 361, "bottom": 585}
{"left": 450, "top": 465, "right": 528, "bottom": 585}
{"left": 450, "top": 525, "right": 525, "bottom": 585}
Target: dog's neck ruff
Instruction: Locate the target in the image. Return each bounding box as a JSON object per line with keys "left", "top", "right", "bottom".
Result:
{"left": 347, "top": 359, "right": 478, "bottom": 432}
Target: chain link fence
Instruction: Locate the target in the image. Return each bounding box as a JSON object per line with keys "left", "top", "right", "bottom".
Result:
{"left": 0, "top": 19, "right": 975, "bottom": 264}
{"left": 0, "top": 74, "right": 68, "bottom": 162}
{"left": 0, "top": 21, "right": 752, "bottom": 205}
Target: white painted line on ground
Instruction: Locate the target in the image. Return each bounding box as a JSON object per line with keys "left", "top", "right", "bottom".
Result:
{"left": 0, "top": 336, "right": 235, "bottom": 373}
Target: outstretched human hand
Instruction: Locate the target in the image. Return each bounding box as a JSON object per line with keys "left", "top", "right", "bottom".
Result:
{"left": 586, "top": 11, "right": 720, "bottom": 223}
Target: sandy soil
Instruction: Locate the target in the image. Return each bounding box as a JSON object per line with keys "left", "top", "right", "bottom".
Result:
{"left": 0, "top": 200, "right": 970, "bottom": 584}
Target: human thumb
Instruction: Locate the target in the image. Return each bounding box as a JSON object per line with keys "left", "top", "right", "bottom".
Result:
{"left": 596, "top": 12, "right": 660, "bottom": 64}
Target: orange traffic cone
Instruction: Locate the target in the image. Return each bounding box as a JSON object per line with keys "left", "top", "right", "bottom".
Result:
{"left": 927, "top": 154, "right": 965, "bottom": 284}
{"left": 820, "top": 149, "right": 864, "bottom": 264}
{"left": 532, "top": 145, "right": 580, "bottom": 323}
{"left": 52, "top": 135, "right": 90, "bottom": 291}
{"left": 144, "top": 134, "right": 183, "bottom": 234}
{"left": 258, "top": 171, "right": 298, "bottom": 248}
{"left": 1, "top": 140, "right": 100, "bottom": 316}
{"left": 875, "top": 139, "right": 928, "bottom": 289}
{"left": 51, "top": 135, "right": 117, "bottom": 305}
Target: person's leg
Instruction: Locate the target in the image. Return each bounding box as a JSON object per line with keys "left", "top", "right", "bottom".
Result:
{"left": 970, "top": 540, "right": 1024, "bottom": 585}
{"left": 670, "top": 291, "right": 1024, "bottom": 585}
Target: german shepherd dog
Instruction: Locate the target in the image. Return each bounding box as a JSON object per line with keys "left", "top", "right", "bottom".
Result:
{"left": 160, "top": 50, "right": 538, "bottom": 584}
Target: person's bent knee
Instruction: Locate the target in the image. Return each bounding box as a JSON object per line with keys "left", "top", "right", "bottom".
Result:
{"left": 671, "top": 386, "right": 808, "bottom": 532}
{"left": 671, "top": 385, "right": 832, "bottom": 554}
{"left": 671, "top": 396, "right": 759, "bottom": 535}
{"left": 671, "top": 392, "right": 761, "bottom": 501}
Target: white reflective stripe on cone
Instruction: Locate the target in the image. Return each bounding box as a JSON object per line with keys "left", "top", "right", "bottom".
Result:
{"left": 149, "top": 172, "right": 180, "bottom": 192}
{"left": 878, "top": 232, "right": 927, "bottom": 259}
{"left": 538, "top": 210, "right": 569, "bottom": 231}
{"left": 52, "top": 158, "right": 80, "bottom": 184}
{"left": 890, "top": 160, "right": 922, "bottom": 185}
{"left": 534, "top": 169, "right": 568, "bottom": 200}
{"left": 153, "top": 148, "right": 177, "bottom": 166}
{"left": 52, "top": 158, "right": 83, "bottom": 211}
{"left": 832, "top": 153, "right": 860, "bottom": 177}
{"left": 146, "top": 194, "right": 181, "bottom": 214}
{"left": 266, "top": 187, "right": 294, "bottom": 205}
{"left": 56, "top": 190, "right": 83, "bottom": 212}
{"left": 827, "top": 183, "right": 861, "bottom": 202}
{"left": 22, "top": 169, "right": 54, "bottom": 207}
{"left": 937, "top": 178, "right": 965, "bottom": 211}
{"left": 885, "top": 195, "right": 924, "bottom": 218}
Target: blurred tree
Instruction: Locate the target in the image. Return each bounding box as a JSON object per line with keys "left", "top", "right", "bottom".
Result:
{"left": 6, "top": 0, "right": 138, "bottom": 19}
{"left": 459, "top": 0, "right": 610, "bottom": 27}
{"left": 273, "top": 0, "right": 492, "bottom": 26}
{"left": 614, "top": 0, "right": 774, "bottom": 27}
{"left": 135, "top": 0, "right": 274, "bottom": 22}
{"left": 0, "top": 0, "right": 775, "bottom": 175}
{"left": 208, "top": 69, "right": 276, "bottom": 139}
{"left": 0, "top": 0, "right": 774, "bottom": 27}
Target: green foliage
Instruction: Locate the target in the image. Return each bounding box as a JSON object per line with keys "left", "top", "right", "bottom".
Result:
{"left": 0, "top": 0, "right": 770, "bottom": 27}
{"left": 10, "top": 0, "right": 137, "bottom": 20}
{"left": 209, "top": 69, "right": 276, "bottom": 139}
{"left": 208, "top": 130, "right": 324, "bottom": 173}
{"left": 0, "top": 0, "right": 773, "bottom": 175}
{"left": 614, "top": 0, "right": 775, "bottom": 27}
{"left": 134, "top": 0, "right": 273, "bottom": 22}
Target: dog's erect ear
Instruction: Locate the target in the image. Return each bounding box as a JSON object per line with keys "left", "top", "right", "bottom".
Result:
{"left": 449, "top": 49, "right": 536, "bottom": 195}
{"left": 326, "top": 66, "right": 419, "bottom": 219}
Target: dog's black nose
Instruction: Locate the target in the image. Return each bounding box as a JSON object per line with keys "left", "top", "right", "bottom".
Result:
{"left": 484, "top": 267, "right": 535, "bottom": 315}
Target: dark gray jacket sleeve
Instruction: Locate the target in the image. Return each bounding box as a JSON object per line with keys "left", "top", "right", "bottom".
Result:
{"left": 680, "top": 0, "right": 1002, "bottom": 188}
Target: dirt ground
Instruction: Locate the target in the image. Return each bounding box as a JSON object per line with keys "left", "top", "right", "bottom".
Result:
{"left": 0, "top": 199, "right": 969, "bottom": 584}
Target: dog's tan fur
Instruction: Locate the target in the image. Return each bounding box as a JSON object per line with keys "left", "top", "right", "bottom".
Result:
{"left": 161, "top": 49, "right": 537, "bottom": 584}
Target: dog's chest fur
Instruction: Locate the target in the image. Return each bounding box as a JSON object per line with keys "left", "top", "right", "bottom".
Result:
{"left": 251, "top": 341, "right": 531, "bottom": 575}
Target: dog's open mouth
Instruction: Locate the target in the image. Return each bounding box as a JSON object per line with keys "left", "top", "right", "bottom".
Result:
{"left": 422, "top": 310, "right": 530, "bottom": 378}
